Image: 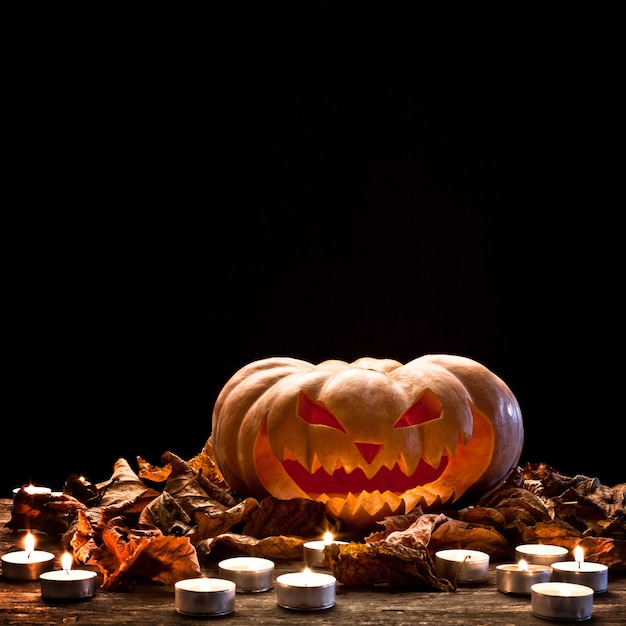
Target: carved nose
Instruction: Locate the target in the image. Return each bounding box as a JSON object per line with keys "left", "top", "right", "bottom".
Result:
{"left": 354, "top": 442, "right": 382, "bottom": 464}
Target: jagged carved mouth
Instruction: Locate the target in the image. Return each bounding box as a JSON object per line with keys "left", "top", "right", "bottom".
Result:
{"left": 281, "top": 454, "right": 448, "bottom": 498}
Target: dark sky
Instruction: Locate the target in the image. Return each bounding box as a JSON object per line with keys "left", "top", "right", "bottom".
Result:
{"left": 4, "top": 8, "right": 623, "bottom": 497}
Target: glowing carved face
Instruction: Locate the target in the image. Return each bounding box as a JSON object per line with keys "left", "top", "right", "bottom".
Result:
{"left": 211, "top": 355, "right": 523, "bottom": 531}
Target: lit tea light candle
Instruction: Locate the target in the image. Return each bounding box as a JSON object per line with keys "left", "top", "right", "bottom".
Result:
{"left": 551, "top": 545, "right": 608, "bottom": 593}
{"left": 276, "top": 567, "right": 336, "bottom": 610}
{"left": 218, "top": 556, "right": 275, "bottom": 592}
{"left": 303, "top": 531, "right": 349, "bottom": 568}
{"left": 1, "top": 532, "right": 55, "bottom": 580}
{"left": 39, "top": 552, "right": 97, "bottom": 600}
{"left": 434, "top": 549, "right": 490, "bottom": 584}
{"left": 515, "top": 543, "right": 569, "bottom": 566}
{"left": 174, "top": 577, "right": 236, "bottom": 616}
{"left": 496, "top": 559, "right": 552, "bottom": 594}
{"left": 12, "top": 485, "right": 52, "bottom": 497}
{"left": 531, "top": 581, "right": 594, "bottom": 621}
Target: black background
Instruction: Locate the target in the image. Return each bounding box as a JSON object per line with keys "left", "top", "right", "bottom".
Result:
{"left": 4, "top": 7, "right": 623, "bottom": 498}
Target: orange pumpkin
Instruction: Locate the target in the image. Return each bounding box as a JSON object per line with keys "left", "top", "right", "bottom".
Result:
{"left": 210, "top": 354, "right": 523, "bottom": 530}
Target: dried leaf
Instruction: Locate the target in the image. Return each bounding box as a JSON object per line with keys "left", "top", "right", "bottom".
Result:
{"left": 138, "top": 491, "right": 194, "bottom": 537}
{"left": 197, "top": 532, "right": 307, "bottom": 560}
{"left": 194, "top": 497, "right": 260, "bottom": 541}
{"left": 428, "top": 517, "right": 513, "bottom": 563}
{"left": 69, "top": 509, "right": 99, "bottom": 564}
{"left": 161, "top": 451, "right": 238, "bottom": 508}
{"left": 83, "top": 517, "right": 200, "bottom": 589}
{"left": 6, "top": 489, "right": 86, "bottom": 535}
{"left": 325, "top": 541, "right": 452, "bottom": 590}
{"left": 242, "top": 496, "right": 330, "bottom": 538}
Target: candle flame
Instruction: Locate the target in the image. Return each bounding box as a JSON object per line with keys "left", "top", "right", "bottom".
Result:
{"left": 24, "top": 533, "right": 35, "bottom": 558}
{"left": 574, "top": 545, "right": 584, "bottom": 568}
{"left": 302, "top": 567, "right": 312, "bottom": 587}
{"left": 198, "top": 577, "right": 212, "bottom": 591}
{"left": 61, "top": 552, "right": 73, "bottom": 573}
{"left": 323, "top": 531, "right": 334, "bottom": 545}
{"left": 518, "top": 559, "right": 528, "bottom": 572}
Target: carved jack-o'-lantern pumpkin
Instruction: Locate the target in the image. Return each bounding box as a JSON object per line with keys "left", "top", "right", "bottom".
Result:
{"left": 210, "top": 354, "right": 523, "bottom": 531}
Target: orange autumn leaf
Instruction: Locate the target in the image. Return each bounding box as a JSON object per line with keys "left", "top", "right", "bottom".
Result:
{"left": 90, "top": 519, "right": 200, "bottom": 589}
{"left": 7, "top": 489, "right": 86, "bottom": 536}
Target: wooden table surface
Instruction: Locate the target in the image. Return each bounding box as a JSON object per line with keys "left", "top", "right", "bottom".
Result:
{"left": 1, "top": 498, "right": 625, "bottom": 625}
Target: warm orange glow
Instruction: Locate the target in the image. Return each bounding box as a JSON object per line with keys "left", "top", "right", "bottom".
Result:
{"left": 323, "top": 531, "right": 334, "bottom": 545}
{"left": 518, "top": 558, "right": 528, "bottom": 571}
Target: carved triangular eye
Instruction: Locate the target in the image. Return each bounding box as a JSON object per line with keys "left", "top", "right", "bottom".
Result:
{"left": 297, "top": 390, "right": 347, "bottom": 432}
{"left": 393, "top": 389, "right": 443, "bottom": 428}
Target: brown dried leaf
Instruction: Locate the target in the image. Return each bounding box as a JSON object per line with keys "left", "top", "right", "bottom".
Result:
{"left": 242, "top": 496, "right": 330, "bottom": 539}
{"left": 87, "top": 518, "right": 200, "bottom": 589}
{"left": 428, "top": 517, "right": 513, "bottom": 563}
{"left": 325, "top": 541, "right": 452, "bottom": 590}
{"left": 519, "top": 519, "right": 626, "bottom": 571}
{"left": 68, "top": 509, "right": 99, "bottom": 564}
{"left": 138, "top": 490, "right": 193, "bottom": 535}
{"left": 62, "top": 474, "right": 102, "bottom": 506}
{"left": 136, "top": 456, "right": 172, "bottom": 483}
{"left": 364, "top": 509, "right": 424, "bottom": 542}
{"left": 162, "top": 451, "right": 238, "bottom": 508}
{"left": 479, "top": 487, "right": 552, "bottom": 525}
{"left": 194, "top": 497, "right": 260, "bottom": 541}
{"left": 94, "top": 458, "right": 156, "bottom": 509}
{"left": 197, "top": 532, "right": 307, "bottom": 560}
{"left": 6, "top": 489, "right": 86, "bottom": 535}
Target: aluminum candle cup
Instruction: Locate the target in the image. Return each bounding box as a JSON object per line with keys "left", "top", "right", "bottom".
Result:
{"left": 276, "top": 571, "right": 336, "bottom": 610}
{"left": 551, "top": 561, "right": 608, "bottom": 593}
{"left": 218, "top": 556, "right": 274, "bottom": 592}
{"left": 2, "top": 534, "right": 54, "bottom": 581}
{"left": 175, "top": 578, "right": 236, "bottom": 616}
{"left": 531, "top": 582, "right": 594, "bottom": 621}
{"left": 303, "top": 540, "right": 349, "bottom": 568}
{"left": 496, "top": 562, "right": 552, "bottom": 594}
{"left": 515, "top": 543, "right": 569, "bottom": 566}
{"left": 40, "top": 570, "right": 97, "bottom": 600}
{"left": 2, "top": 549, "right": 55, "bottom": 580}
{"left": 435, "top": 549, "right": 490, "bottom": 583}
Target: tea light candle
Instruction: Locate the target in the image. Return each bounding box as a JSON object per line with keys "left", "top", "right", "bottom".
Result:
{"left": 551, "top": 545, "right": 609, "bottom": 593}
{"left": 496, "top": 559, "right": 552, "bottom": 594}
{"left": 531, "top": 581, "right": 594, "bottom": 621}
{"left": 276, "top": 568, "right": 336, "bottom": 610}
{"left": 1, "top": 532, "right": 55, "bottom": 580}
{"left": 12, "top": 485, "right": 52, "bottom": 497}
{"left": 434, "top": 549, "right": 490, "bottom": 584}
{"left": 303, "top": 531, "right": 349, "bottom": 568}
{"left": 39, "top": 552, "right": 97, "bottom": 600}
{"left": 218, "top": 556, "right": 274, "bottom": 592}
{"left": 515, "top": 543, "right": 569, "bottom": 566}
{"left": 174, "top": 577, "right": 236, "bottom": 616}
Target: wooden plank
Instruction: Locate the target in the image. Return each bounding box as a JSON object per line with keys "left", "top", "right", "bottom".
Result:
{"left": 1, "top": 498, "right": 625, "bottom": 625}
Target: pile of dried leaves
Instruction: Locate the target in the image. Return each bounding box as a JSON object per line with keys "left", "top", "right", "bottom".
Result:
{"left": 6, "top": 442, "right": 625, "bottom": 592}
